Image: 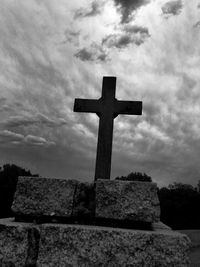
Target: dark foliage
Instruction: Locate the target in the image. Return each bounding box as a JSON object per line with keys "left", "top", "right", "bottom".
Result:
{"left": 0, "top": 164, "right": 39, "bottom": 218}
{"left": 115, "top": 171, "right": 152, "bottom": 182}
{"left": 158, "top": 182, "right": 200, "bottom": 229}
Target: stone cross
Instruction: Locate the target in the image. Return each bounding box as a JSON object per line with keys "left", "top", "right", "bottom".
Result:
{"left": 74, "top": 76, "right": 142, "bottom": 180}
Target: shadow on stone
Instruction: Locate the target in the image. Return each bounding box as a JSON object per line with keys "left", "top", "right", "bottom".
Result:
{"left": 15, "top": 215, "right": 152, "bottom": 230}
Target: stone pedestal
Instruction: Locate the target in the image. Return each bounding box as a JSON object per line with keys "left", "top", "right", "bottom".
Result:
{"left": 0, "top": 177, "right": 191, "bottom": 266}
{"left": 0, "top": 218, "right": 191, "bottom": 267}
{"left": 12, "top": 177, "right": 160, "bottom": 223}
{"left": 38, "top": 223, "right": 190, "bottom": 267}
{"left": 0, "top": 218, "right": 40, "bottom": 267}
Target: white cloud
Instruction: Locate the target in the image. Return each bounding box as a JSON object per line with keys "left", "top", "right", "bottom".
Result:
{"left": 25, "top": 134, "right": 55, "bottom": 146}
{"left": 0, "top": 130, "right": 24, "bottom": 141}
{"left": 0, "top": 130, "right": 55, "bottom": 147}
{"left": 0, "top": 114, "right": 67, "bottom": 130}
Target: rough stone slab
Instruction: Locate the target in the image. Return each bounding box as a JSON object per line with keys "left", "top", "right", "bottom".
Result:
{"left": 12, "top": 176, "right": 78, "bottom": 218}
{"left": 95, "top": 180, "right": 160, "bottom": 222}
{"left": 37, "top": 223, "right": 191, "bottom": 267}
{"left": 0, "top": 218, "right": 40, "bottom": 267}
{"left": 178, "top": 230, "right": 200, "bottom": 266}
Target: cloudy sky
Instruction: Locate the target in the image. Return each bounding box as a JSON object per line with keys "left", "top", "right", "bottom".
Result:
{"left": 0, "top": 0, "right": 200, "bottom": 187}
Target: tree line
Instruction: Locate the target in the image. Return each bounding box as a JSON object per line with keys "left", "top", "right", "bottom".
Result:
{"left": 0, "top": 165, "right": 200, "bottom": 229}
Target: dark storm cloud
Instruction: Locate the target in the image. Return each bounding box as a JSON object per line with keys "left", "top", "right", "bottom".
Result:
{"left": 161, "top": 0, "right": 183, "bottom": 17}
{"left": 74, "top": 1, "right": 103, "bottom": 18}
{"left": 2, "top": 114, "right": 67, "bottom": 128}
{"left": 102, "top": 25, "right": 150, "bottom": 48}
{"left": 75, "top": 48, "right": 94, "bottom": 61}
{"left": 64, "top": 30, "right": 80, "bottom": 45}
{"left": 75, "top": 44, "right": 108, "bottom": 62}
{"left": 113, "top": 0, "right": 151, "bottom": 23}
{"left": 193, "top": 21, "right": 200, "bottom": 28}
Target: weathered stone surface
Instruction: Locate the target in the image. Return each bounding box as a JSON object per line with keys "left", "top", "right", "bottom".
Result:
{"left": 178, "top": 230, "right": 200, "bottom": 266}
{"left": 0, "top": 219, "right": 191, "bottom": 266}
{"left": 0, "top": 218, "right": 40, "bottom": 267}
{"left": 72, "top": 182, "right": 95, "bottom": 218}
{"left": 37, "top": 223, "right": 191, "bottom": 267}
{"left": 95, "top": 180, "right": 160, "bottom": 222}
{"left": 12, "top": 176, "right": 78, "bottom": 218}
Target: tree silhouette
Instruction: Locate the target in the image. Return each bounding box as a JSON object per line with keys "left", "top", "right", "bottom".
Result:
{"left": 158, "top": 182, "right": 200, "bottom": 229}
{"left": 197, "top": 180, "right": 200, "bottom": 193}
{"left": 115, "top": 171, "right": 152, "bottom": 182}
{"left": 0, "top": 164, "right": 39, "bottom": 218}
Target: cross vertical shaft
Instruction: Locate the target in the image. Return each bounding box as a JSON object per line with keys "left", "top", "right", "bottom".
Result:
{"left": 95, "top": 77, "right": 116, "bottom": 180}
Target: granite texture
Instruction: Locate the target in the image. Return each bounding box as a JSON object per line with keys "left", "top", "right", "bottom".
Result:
{"left": 0, "top": 218, "right": 40, "bottom": 267}
{"left": 0, "top": 219, "right": 191, "bottom": 266}
{"left": 12, "top": 177, "right": 160, "bottom": 223}
{"left": 12, "top": 176, "right": 78, "bottom": 218}
{"left": 95, "top": 180, "right": 160, "bottom": 222}
{"left": 37, "top": 223, "right": 191, "bottom": 267}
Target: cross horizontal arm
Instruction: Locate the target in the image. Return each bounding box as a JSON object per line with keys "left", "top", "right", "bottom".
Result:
{"left": 115, "top": 100, "right": 142, "bottom": 116}
{"left": 74, "top": 99, "right": 101, "bottom": 113}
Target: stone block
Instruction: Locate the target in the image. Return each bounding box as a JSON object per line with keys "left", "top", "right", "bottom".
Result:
{"left": 0, "top": 218, "right": 40, "bottom": 267}
{"left": 95, "top": 180, "right": 160, "bottom": 222}
{"left": 12, "top": 176, "right": 78, "bottom": 218}
{"left": 37, "top": 223, "right": 191, "bottom": 267}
